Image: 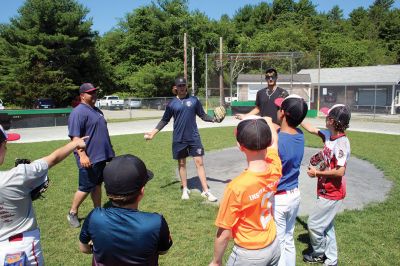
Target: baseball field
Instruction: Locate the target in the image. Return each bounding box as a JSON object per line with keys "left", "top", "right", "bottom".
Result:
{"left": 3, "top": 127, "right": 399, "bottom": 265}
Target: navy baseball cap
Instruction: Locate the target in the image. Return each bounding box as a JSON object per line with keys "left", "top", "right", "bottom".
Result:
{"left": 274, "top": 94, "right": 308, "bottom": 125}
{"left": 103, "top": 154, "right": 153, "bottom": 196}
{"left": 79, "top": 83, "right": 98, "bottom": 94}
{"left": 321, "top": 104, "right": 351, "bottom": 127}
{"left": 236, "top": 116, "right": 272, "bottom": 151}
{"left": 0, "top": 125, "right": 20, "bottom": 142}
{"left": 175, "top": 77, "right": 187, "bottom": 86}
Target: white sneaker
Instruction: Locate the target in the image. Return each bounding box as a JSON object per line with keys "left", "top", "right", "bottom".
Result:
{"left": 181, "top": 187, "right": 190, "bottom": 200}
{"left": 201, "top": 191, "right": 218, "bottom": 202}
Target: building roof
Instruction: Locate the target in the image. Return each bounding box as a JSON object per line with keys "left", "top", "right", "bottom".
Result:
{"left": 298, "top": 65, "right": 400, "bottom": 85}
{"left": 237, "top": 74, "right": 311, "bottom": 84}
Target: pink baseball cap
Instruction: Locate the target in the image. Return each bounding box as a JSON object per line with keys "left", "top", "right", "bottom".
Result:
{"left": 0, "top": 125, "right": 21, "bottom": 142}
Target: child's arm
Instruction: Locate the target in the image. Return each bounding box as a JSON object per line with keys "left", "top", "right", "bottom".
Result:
{"left": 209, "top": 227, "right": 232, "bottom": 266}
{"left": 301, "top": 121, "right": 320, "bottom": 136}
{"left": 264, "top": 117, "right": 278, "bottom": 150}
{"left": 307, "top": 165, "right": 346, "bottom": 179}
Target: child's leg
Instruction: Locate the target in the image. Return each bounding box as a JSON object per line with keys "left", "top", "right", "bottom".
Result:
{"left": 307, "top": 197, "right": 342, "bottom": 256}
{"left": 324, "top": 223, "right": 338, "bottom": 265}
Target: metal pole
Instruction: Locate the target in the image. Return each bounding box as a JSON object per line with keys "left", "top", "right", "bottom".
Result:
{"left": 317, "top": 51, "right": 321, "bottom": 113}
{"left": 205, "top": 53, "right": 208, "bottom": 111}
{"left": 374, "top": 84, "right": 377, "bottom": 119}
{"left": 230, "top": 57, "right": 233, "bottom": 100}
{"left": 191, "top": 47, "right": 195, "bottom": 96}
{"left": 391, "top": 84, "right": 395, "bottom": 115}
{"left": 219, "top": 37, "right": 224, "bottom": 106}
{"left": 290, "top": 53, "right": 293, "bottom": 91}
{"left": 184, "top": 33, "right": 187, "bottom": 82}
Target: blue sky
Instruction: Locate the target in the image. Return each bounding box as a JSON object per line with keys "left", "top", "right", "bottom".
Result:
{"left": 1, "top": 0, "right": 399, "bottom": 35}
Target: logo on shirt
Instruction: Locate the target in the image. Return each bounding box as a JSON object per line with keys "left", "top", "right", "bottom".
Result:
{"left": 338, "top": 150, "right": 344, "bottom": 158}
{"left": 185, "top": 101, "right": 192, "bottom": 107}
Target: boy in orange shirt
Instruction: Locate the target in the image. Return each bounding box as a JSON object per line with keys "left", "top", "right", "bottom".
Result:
{"left": 209, "top": 115, "right": 282, "bottom": 266}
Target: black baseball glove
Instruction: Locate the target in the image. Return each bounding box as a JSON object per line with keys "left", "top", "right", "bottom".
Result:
{"left": 15, "top": 158, "right": 50, "bottom": 201}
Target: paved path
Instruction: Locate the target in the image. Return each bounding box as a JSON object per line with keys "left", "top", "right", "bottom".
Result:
{"left": 6, "top": 109, "right": 397, "bottom": 216}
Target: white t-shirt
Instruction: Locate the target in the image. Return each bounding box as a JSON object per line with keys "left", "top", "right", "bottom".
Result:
{"left": 0, "top": 159, "right": 48, "bottom": 241}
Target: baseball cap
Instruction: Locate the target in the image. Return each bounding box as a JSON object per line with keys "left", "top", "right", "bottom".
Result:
{"left": 236, "top": 115, "right": 272, "bottom": 151}
{"left": 175, "top": 77, "right": 187, "bottom": 86}
{"left": 274, "top": 94, "right": 308, "bottom": 125}
{"left": 0, "top": 125, "right": 20, "bottom": 142}
{"left": 103, "top": 154, "right": 154, "bottom": 196}
{"left": 265, "top": 67, "right": 277, "bottom": 76}
{"left": 321, "top": 104, "right": 351, "bottom": 126}
{"left": 79, "top": 83, "right": 98, "bottom": 94}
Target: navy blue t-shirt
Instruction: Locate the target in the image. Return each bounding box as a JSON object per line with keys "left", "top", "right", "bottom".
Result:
{"left": 80, "top": 207, "right": 172, "bottom": 266}
{"left": 161, "top": 95, "right": 207, "bottom": 143}
{"left": 68, "top": 103, "right": 115, "bottom": 167}
{"left": 277, "top": 128, "right": 305, "bottom": 191}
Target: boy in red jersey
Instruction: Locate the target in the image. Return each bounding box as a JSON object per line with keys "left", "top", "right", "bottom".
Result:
{"left": 301, "top": 104, "right": 351, "bottom": 266}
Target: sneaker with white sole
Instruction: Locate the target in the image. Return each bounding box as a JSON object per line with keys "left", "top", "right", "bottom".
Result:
{"left": 201, "top": 191, "right": 218, "bottom": 202}
{"left": 181, "top": 187, "right": 190, "bottom": 200}
{"left": 67, "top": 212, "right": 80, "bottom": 228}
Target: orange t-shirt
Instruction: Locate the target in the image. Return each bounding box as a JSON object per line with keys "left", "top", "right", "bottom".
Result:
{"left": 215, "top": 148, "right": 282, "bottom": 250}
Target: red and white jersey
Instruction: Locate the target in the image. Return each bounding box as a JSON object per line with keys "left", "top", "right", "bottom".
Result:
{"left": 316, "top": 130, "right": 350, "bottom": 200}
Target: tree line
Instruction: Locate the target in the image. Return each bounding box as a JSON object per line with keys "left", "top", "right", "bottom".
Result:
{"left": 0, "top": 0, "right": 399, "bottom": 107}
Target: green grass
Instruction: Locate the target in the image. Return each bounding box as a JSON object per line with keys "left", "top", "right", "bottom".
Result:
{"left": 1, "top": 128, "right": 399, "bottom": 265}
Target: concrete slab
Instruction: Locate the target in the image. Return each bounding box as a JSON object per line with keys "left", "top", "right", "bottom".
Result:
{"left": 184, "top": 147, "right": 393, "bottom": 216}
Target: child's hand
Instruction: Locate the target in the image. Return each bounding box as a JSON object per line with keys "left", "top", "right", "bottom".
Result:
{"left": 307, "top": 166, "right": 318, "bottom": 178}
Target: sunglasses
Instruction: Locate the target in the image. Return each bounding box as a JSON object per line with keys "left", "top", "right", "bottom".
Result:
{"left": 265, "top": 75, "right": 277, "bottom": 81}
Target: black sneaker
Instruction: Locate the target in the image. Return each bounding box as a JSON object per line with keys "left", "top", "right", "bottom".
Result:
{"left": 303, "top": 253, "right": 326, "bottom": 264}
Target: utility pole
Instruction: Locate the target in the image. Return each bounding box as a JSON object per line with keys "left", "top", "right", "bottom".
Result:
{"left": 184, "top": 33, "right": 187, "bottom": 82}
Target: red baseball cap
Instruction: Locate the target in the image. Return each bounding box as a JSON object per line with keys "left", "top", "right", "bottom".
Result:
{"left": 0, "top": 125, "right": 20, "bottom": 142}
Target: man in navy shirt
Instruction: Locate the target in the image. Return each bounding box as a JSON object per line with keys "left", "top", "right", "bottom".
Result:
{"left": 67, "top": 83, "right": 115, "bottom": 227}
{"left": 236, "top": 67, "right": 288, "bottom": 124}
{"left": 79, "top": 154, "right": 173, "bottom": 266}
{"left": 144, "top": 77, "right": 218, "bottom": 202}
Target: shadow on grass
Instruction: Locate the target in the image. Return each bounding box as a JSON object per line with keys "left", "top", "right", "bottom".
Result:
{"left": 159, "top": 180, "right": 180, "bottom": 188}
{"left": 296, "top": 216, "right": 313, "bottom": 255}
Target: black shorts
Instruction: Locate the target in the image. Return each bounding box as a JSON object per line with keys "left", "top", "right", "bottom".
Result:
{"left": 172, "top": 142, "right": 204, "bottom": 160}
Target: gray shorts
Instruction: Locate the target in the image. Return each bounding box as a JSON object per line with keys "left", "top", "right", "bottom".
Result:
{"left": 227, "top": 237, "right": 280, "bottom": 266}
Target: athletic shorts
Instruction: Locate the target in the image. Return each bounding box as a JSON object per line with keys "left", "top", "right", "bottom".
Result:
{"left": 78, "top": 161, "right": 107, "bottom": 192}
{"left": 172, "top": 142, "right": 204, "bottom": 160}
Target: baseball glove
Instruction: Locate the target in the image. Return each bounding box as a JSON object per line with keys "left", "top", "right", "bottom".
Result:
{"left": 279, "top": 89, "right": 289, "bottom": 99}
{"left": 309, "top": 151, "right": 327, "bottom": 171}
{"left": 213, "top": 106, "right": 226, "bottom": 123}
{"left": 15, "top": 158, "right": 50, "bottom": 201}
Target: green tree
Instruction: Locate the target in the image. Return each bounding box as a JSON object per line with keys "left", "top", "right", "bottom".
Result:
{"left": 0, "top": 0, "right": 106, "bottom": 107}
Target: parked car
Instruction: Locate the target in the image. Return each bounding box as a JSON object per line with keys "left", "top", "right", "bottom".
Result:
{"left": 96, "top": 95, "right": 124, "bottom": 110}
{"left": 0, "top": 99, "right": 4, "bottom": 110}
{"left": 34, "top": 98, "right": 56, "bottom": 109}
{"left": 124, "top": 98, "right": 142, "bottom": 109}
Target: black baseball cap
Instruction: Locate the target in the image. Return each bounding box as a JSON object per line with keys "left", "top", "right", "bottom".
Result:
{"left": 265, "top": 67, "right": 277, "bottom": 76}
{"left": 236, "top": 116, "right": 272, "bottom": 150}
{"left": 103, "top": 154, "right": 154, "bottom": 196}
{"left": 175, "top": 77, "right": 187, "bottom": 86}
{"left": 274, "top": 94, "right": 308, "bottom": 125}
{"left": 79, "top": 83, "right": 98, "bottom": 94}
{"left": 321, "top": 104, "right": 351, "bottom": 127}
{"left": 0, "top": 125, "right": 20, "bottom": 142}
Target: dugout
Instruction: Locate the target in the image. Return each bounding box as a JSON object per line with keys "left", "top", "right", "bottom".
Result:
{"left": 0, "top": 108, "right": 72, "bottom": 129}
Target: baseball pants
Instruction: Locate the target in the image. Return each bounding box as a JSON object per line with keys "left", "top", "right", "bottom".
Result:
{"left": 273, "top": 188, "right": 300, "bottom": 266}
{"left": 307, "top": 197, "right": 343, "bottom": 266}
{"left": 227, "top": 237, "right": 280, "bottom": 266}
{"left": 0, "top": 228, "right": 43, "bottom": 266}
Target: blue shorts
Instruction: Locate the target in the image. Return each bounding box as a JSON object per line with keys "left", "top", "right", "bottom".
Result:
{"left": 172, "top": 142, "right": 204, "bottom": 160}
{"left": 78, "top": 161, "right": 107, "bottom": 192}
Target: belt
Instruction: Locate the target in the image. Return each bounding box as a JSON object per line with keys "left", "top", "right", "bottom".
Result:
{"left": 9, "top": 233, "right": 23, "bottom": 242}
{"left": 275, "top": 188, "right": 298, "bottom": 195}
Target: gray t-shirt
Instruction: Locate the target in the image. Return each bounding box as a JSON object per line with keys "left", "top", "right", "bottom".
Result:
{"left": 0, "top": 159, "right": 48, "bottom": 241}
